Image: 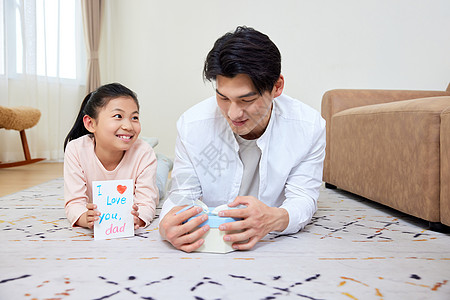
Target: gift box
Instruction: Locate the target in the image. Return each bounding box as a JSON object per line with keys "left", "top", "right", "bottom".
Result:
{"left": 178, "top": 202, "right": 242, "bottom": 254}
{"left": 194, "top": 213, "right": 241, "bottom": 253}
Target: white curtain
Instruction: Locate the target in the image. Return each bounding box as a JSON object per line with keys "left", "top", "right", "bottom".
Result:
{"left": 0, "top": 0, "right": 86, "bottom": 162}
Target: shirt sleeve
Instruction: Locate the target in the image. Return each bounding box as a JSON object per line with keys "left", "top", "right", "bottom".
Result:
{"left": 64, "top": 141, "right": 89, "bottom": 227}
{"left": 279, "top": 114, "right": 326, "bottom": 234}
{"left": 134, "top": 147, "right": 159, "bottom": 227}
{"left": 159, "top": 118, "right": 202, "bottom": 221}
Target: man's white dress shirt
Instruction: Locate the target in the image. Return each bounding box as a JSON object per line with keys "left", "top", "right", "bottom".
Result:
{"left": 160, "top": 94, "right": 326, "bottom": 235}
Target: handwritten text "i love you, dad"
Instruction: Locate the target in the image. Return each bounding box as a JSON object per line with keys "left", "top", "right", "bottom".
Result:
{"left": 93, "top": 179, "right": 134, "bottom": 240}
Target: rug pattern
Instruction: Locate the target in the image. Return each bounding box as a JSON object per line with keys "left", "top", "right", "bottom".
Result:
{"left": 0, "top": 178, "right": 449, "bottom": 299}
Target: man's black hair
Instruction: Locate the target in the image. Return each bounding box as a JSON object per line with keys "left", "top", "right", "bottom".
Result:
{"left": 203, "top": 26, "right": 281, "bottom": 95}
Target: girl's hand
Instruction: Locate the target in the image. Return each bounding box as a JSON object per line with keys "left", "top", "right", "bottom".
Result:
{"left": 132, "top": 204, "right": 145, "bottom": 229}
{"left": 75, "top": 203, "right": 100, "bottom": 229}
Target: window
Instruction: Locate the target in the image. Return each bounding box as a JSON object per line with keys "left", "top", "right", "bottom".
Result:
{"left": 0, "top": 0, "right": 4, "bottom": 75}
{"left": 2, "top": 0, "right": 85, "bottom": 80}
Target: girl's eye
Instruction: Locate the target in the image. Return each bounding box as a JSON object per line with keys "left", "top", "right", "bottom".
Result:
{"left": 132, "top": 116, "right": 139, "bottom": 121}
{"left": 113, "top": 114, "right": 122, "bottom": 119}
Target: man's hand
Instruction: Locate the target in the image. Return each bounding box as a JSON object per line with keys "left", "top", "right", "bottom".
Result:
{"left": 159, "top": 206, "right": 210, "bottom": 252}
{"left": 217, "top": 196, "right": 289, "bottom": 250}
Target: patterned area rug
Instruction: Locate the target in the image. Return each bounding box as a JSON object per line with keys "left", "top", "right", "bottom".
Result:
{"left": 0, "top": 178, "right": 449, "bottom": 300}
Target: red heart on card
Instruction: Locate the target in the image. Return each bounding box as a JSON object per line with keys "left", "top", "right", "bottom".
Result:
{"left": 117, "top": 185, "right": 127, "bottom": 194}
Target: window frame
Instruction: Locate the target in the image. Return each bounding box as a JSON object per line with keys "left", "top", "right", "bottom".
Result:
{"left": 1, "top": 0, "right": 86, "bottom": 84}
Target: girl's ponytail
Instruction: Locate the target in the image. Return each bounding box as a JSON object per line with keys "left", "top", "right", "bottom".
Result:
{"left": 63, "top": 92, "right": 92, "bottom": 150}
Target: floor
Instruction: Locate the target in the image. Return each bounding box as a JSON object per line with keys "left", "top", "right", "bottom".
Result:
{"left": 0, "top": 162, "right": 63, "bottom": 197}
{"left": 1, "top": 175, "right": 449, "bottom": 299}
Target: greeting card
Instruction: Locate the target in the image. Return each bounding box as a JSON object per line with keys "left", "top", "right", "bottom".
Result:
{"left": 93, "top": 179, "right": 134, "bottom": 240}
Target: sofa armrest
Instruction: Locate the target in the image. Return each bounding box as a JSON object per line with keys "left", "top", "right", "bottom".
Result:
{"left": 321, "top": 88, "right": 450, "bottom": 183}
{"left": 441, "top": 106, "right": 450, "bottom": 226}
{"left": 321, "top": 89, "right": 450, "bottom": 124}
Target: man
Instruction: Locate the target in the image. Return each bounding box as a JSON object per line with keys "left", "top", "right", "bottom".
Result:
{"left": 159, "top": 26, "right": 325, "bottom": 252}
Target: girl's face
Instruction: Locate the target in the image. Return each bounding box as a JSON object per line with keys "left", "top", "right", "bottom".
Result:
{"left": 84, "top": 96, "right": 141, "bottom": 155}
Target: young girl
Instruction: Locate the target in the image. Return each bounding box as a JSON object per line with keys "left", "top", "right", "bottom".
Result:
{"left": 64, "top": 83, "right": 158, "bottom": 229}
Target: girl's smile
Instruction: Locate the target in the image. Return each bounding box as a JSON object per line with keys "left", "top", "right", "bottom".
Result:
{"left": 116, "top": 134, "right": 133, "bottom": 141}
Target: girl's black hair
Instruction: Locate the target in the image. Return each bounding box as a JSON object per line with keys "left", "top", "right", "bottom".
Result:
{"left": 203, "top": 26, "right": 281, "bottom": 95}
{"left": 63, "top": 83, "right": 139, "bottom": 150}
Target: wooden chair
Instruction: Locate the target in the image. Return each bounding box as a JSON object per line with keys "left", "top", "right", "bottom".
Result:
{"left": 0, "top": 105, "right": 45, "bottom": 168}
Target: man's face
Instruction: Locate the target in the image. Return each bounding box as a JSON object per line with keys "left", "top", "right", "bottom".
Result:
{"left": 215, "top": 74, "right": 283, "bottom": 140}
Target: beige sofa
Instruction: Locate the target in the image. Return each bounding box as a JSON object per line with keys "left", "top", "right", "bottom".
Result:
{"left": 321, "top": 84, "right": 450, "bottom": 229}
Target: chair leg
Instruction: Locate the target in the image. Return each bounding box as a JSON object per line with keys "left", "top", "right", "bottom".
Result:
{"left": 20, "top": 130, "right": 32, "bottom": 161}
{"left": 0, "top": 130, "right": 44, "bottom": 168}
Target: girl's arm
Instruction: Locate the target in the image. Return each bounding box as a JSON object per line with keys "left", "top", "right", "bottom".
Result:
{"left": 133, "top": 146, "right": 159, "bottom": 227}
{"left": 64, "top": 141, "right": 91, "bottom": 227}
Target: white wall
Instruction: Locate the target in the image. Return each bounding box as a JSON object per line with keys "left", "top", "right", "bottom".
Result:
{"left": 99, "top": 0, "right": 450, "bottom": 158}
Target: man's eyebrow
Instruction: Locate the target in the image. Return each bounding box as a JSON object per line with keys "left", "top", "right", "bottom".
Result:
{"left": 215, "top": 89, "right": 258, "bottom": 99}
{"left": 215, "top": 89, "right": 227, "bottom": 98}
